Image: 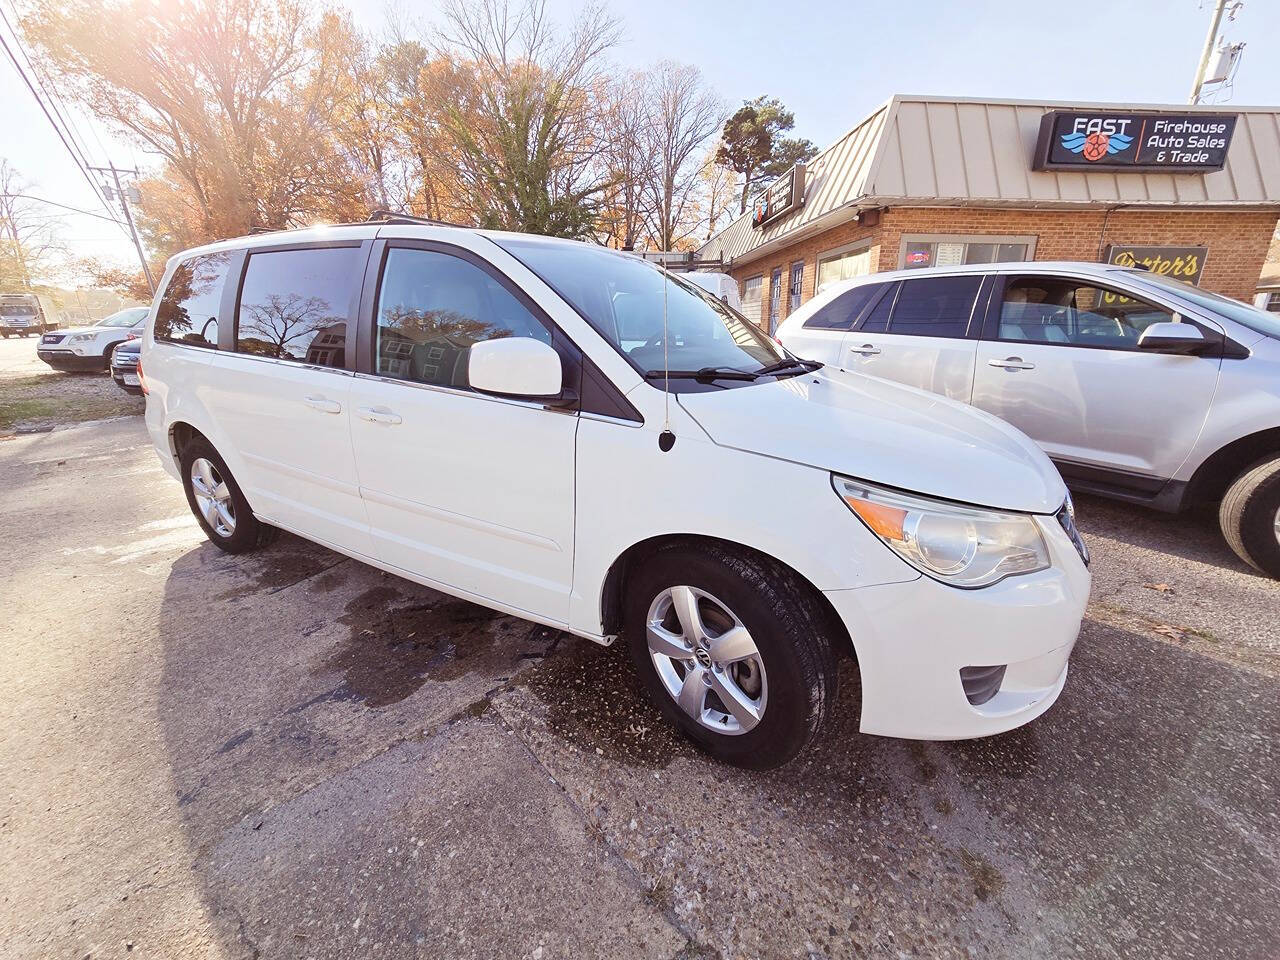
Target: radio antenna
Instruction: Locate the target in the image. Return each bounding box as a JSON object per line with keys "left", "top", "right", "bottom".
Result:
{"left": 658, "top": 259, "right": 675, "bottom": 452}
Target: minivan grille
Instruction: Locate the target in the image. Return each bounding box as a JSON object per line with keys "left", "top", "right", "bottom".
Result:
{"left": 1057, "top": 502, "right": 1089, "bottom": 567}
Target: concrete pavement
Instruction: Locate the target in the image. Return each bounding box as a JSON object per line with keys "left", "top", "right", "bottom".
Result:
{"left": 1, "top": 416, "right": 1277, "bottom": 959}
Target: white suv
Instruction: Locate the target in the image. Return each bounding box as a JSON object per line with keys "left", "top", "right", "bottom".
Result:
{"left": 780, "top": 263, "right": 1280, "bottom": 580}
{"left": 141, "top": 223, "right": 1089, "bottom": 768}
{"left": 37, "top": 306, "right": 149, "bottom": 371}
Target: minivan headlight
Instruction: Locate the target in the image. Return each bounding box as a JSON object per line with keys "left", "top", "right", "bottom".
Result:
{"left": 833, "top": 476, "right": 1050, "bottom": 588}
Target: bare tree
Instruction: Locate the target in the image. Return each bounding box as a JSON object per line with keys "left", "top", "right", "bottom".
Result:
{"left": 0, "top": 160, "right": 66, "bottom": 288}
{"left": 638, "top": 61, "right": 724, "bottom": 251}
{"left": 432, "top": 0, "right": 623, "bottom": 237}
{"left": 597, "top": 72, "right": 655, "bottom": 248}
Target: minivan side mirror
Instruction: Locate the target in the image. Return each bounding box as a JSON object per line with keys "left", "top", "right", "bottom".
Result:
{"left": 1137, "top": 320, "right": 1206, "bottom": 355}
{"left": 469, "top": 336, "right": 563, "bottom": 398}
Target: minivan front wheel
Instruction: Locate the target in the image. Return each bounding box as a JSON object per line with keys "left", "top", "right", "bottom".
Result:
{"left": 625, "top": 543, "right": 838, "bottom": 769}
{"left": 1219, "top": 456, "right": 1280, "bottom": 579}
{"left": 180, "top": 436, "right": 278, "bottom": 553}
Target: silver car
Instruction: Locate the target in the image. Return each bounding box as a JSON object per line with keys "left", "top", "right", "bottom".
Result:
{"left": 779, "top": 261, "right": 1280, "bottom": 578}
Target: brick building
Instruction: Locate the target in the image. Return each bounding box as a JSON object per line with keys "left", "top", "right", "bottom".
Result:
{"left": 697, "top": 96, "right": 1280, "bottom": 332}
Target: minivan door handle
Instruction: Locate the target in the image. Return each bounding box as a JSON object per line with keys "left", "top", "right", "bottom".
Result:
{"left": 303, "top": 395, "right": 342, "bottom": 414}
{"left": 849, "top": 343, "right": 881, "bottom": 356}
{"left": 988, "top": 357, "right": 1036, "bottom": 371}
{"left": 357, "top": 406, "right": 402, "bottom": 425}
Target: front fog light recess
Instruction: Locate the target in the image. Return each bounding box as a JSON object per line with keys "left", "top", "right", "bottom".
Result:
{"left": 834, "top": 475, "right": 1050, "bottom": 588}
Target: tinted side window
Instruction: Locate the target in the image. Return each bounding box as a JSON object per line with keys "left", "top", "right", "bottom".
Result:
{"left": 374, "top": 247, "right": 551, "bottom": 389}
{"left": 235, "top": 247, "right": 362, "bottom": 366}
{"left": 804, "top": 284, "right": 883, "bottom": 331}
{"left": 858, "top": 282, "right": 898, "bottom": 333}
{"left": 998, "top": 276, "right": 1174, "bottom": 349}
{"left": 888, "top": 276, "right": 982, "bottom": 338}
{"left": 154, "top": 252, "right": 232, "bottom": 348}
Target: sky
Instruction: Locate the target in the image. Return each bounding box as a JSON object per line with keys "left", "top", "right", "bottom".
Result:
{"left": 2, "top": 0, "right": 1278, "bottom": 281}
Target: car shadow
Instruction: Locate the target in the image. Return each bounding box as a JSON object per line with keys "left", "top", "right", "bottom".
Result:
{"left": 1070, "top": 491, "right": 1264, "bottom": 577}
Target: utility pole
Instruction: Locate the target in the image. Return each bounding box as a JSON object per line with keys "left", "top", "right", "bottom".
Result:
{"left": 89, "top": 162, "right": 155, "bottom": 295}
{"left": 1189, "top": 0, "right": 1229, "bottom": 104}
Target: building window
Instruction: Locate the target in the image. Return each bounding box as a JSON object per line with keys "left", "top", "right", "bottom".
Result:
{"left": 788, "top": 261, "right": 804, "bottom": 312}
{"left": 816, "top": 243, "right": 873, "bottom": 293}
{"left": 1265, "top": 291, "right": 1280, "bottom": 313}
{"left": 898, "top": 234, "right": 1035, "bottom": 270}
{"left": 740, "top": 275, "right": 763, "bottom": 326}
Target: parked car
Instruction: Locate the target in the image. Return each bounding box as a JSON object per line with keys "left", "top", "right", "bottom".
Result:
{"left": 110, "top": 337, "right": 142, "bottom": 394}
{"left": 778, "top": 261, "right": 1280, "bottom": 579}
{"left": 141, "top": 224, "right": 1089, "bottom": 768}
{"left": 36, "top": 306, "right": 149, "bottom": 371}
{"left": 1, "top": 292, "right": 60, "bottom": 337}
{"left": 675, "top": 271, "right": 742, "bottom": 311}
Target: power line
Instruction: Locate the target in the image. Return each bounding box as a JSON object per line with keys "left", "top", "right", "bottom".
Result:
{"left": 0, "top": 192, "right": 124, "bottom": 222}
{"left": 0, "top": 4, "right": 105, "bottom": 188}
{"left": 0, "top": 18, "right": 125, "bottom": 231}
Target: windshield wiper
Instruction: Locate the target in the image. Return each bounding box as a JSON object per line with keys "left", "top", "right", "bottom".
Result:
{"left": 755, "top": 357, "right": 823, "bottom": 377}
{"left": 643, "top": 365, "right": 760, "bottom": 382}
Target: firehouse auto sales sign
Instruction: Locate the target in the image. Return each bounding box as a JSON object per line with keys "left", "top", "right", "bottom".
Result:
{"left": 1033, "top": 111, "right": 1237, "bottom": 173}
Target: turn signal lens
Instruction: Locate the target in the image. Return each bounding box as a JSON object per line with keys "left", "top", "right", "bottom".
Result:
{"left": 137, "top": 358, "right": 148, "bottom": 396}
{"left": 834, "top": 475, "right": 1050, "bottom": 588}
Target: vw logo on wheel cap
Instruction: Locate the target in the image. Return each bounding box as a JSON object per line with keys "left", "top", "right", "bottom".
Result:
{"left": 694, "top": 646, "right": 713, "bottom": 668}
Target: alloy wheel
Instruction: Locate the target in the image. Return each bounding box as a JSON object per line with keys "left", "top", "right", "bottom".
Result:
{"left": 645, "top": 585, "right": 768, "bottom": 735}
{"left": 190, "top": 457, "right": 236, "bottom": 538}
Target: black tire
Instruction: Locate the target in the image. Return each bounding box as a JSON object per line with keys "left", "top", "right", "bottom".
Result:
{"left": 1219, "top": 456, "right": 1280, "bottom": 578}
{"left": 179, "top": 435, "right": 279, "bottom": 554}
{"left": 624, "top": 542, "right": 839, "bottom": 770}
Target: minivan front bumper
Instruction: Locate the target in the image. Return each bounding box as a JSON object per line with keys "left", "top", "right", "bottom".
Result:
{"left": 826, "top": 515, "right": 1089, "bottom": 740}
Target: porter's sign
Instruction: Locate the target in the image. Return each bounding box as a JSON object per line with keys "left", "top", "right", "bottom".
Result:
{"left": 1104, "top": 244, "right": 1208, "bottom": 285}
{"left": 1033, "top": 111, "right": 1236, "bottom": 173}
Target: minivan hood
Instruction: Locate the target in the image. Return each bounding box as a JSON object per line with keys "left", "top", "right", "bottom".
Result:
{"left": 677, "top": 367, "right": 1067, "bottom": 514}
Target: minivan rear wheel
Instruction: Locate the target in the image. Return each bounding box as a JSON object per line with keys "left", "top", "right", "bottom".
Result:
{"left": 180, "top": 436, "right": 278, "bottom": 553}
{"left": 1219, "top": 456, "right": 1280, "bottom": 579}
{"left": 624, "top": 542, "right": 838, "bottom": 769}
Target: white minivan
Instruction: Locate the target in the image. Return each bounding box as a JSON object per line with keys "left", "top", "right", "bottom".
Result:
{"left": 141, "top": 222, "right": 1090, "bottom": 768}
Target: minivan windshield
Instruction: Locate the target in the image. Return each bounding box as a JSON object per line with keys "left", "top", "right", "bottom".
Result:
{"left": 496, "top": 238, "right": 786, "bottom": 384}
{"left": 96, "top": 307, "right": 149, "bottom": 328}
{"left": 1128, "top": 271, "right": 1280, "bottom": 340}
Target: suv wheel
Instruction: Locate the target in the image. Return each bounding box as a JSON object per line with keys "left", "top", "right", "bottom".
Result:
{"left": 1219, "top": 456, "right": 1280, "bottom": 579}
{"left": 180, "top": 436, "right": 278, "bottom": 553}
{"left": 624, "top": 542, "right": 838, "bottom": 769}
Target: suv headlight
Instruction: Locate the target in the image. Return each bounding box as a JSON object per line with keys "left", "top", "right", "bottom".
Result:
{"left": 69, "top": 333, "right": 97, "bottom": 343}
{"left": 834, "top": 475, "right": 1050, "bottom": 588}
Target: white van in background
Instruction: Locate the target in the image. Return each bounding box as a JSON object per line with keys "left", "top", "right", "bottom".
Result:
{"left": 676, "top": 271, "right": 741, "bottom": 311}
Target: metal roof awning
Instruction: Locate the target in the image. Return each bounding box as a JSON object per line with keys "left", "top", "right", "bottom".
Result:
{"left": 699, "top": 95, "right": 1280, "bottom": 268}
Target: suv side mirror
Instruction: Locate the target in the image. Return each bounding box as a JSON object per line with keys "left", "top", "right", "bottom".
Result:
{"left": 1138, "top": 319, "right": 1206, "bottom": 355}
{"left": 469, "top": 336, "right": 563, "bottom": 398}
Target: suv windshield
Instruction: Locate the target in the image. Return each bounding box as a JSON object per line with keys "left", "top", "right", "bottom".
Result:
{"left": 495, "top": 238, "right": 784, "bottom": 384}
{"left": 1128, "top": 271, "right": 1280, "bottom": 340}
{"left": 96, "top": 307, "right": 149, "bottom": 328}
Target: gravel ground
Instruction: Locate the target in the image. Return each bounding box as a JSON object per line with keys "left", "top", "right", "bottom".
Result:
{"left": 1, "top": 417, "right": 1276, "bottom": 960}
{"left": 0, "top": 335, "right": 143, "bottom": 433}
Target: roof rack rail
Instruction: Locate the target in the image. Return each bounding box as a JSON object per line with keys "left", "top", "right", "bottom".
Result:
{"left": 366, "top": 209, "right": 467, "bottom": 228}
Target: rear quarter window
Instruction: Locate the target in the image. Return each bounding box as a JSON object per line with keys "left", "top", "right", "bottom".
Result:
{"left": 154, "top": 251, "right": 233, "bottom": 348}
{"left": 803, "top": 283, "right": 884, "bottom": 331}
